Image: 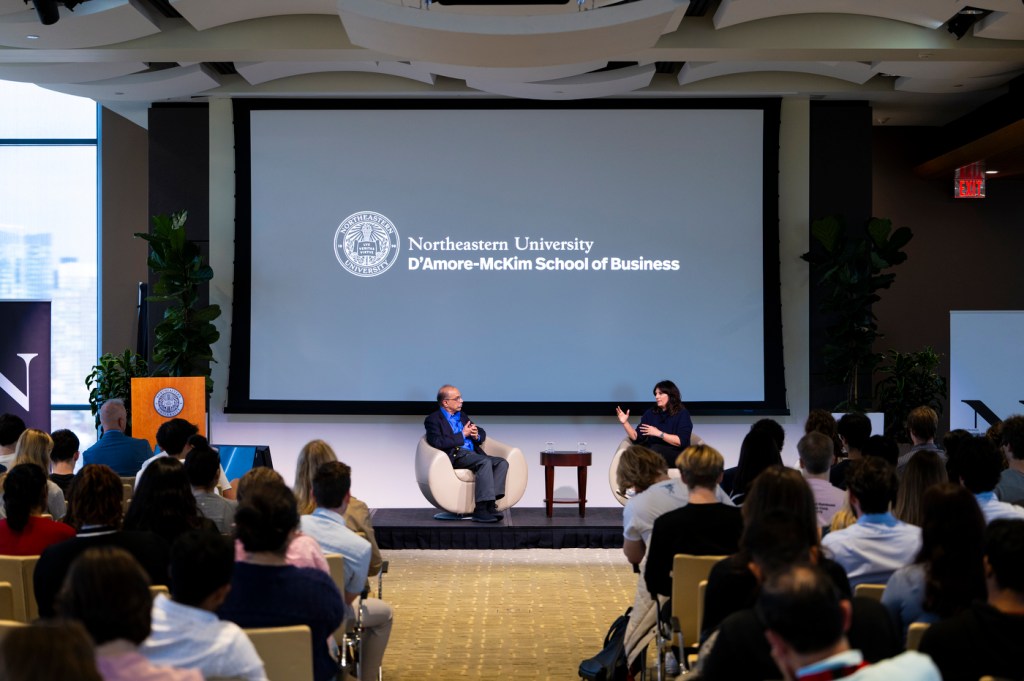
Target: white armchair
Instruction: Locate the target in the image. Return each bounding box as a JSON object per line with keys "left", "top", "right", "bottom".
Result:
{"left": 415, "top": 436, "right": 528, "bottom": 519}
{"left": 608, "top": 434, "right": 705, "bottom": 506}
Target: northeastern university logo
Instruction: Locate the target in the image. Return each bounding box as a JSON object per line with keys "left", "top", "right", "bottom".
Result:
{"left": 334, "top": 211, "right": 400, "bottom": 277}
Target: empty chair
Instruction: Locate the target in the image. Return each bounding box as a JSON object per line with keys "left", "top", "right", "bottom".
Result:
{"left": 0, "top": 555, "right": 39, "bottom": 622}
{"left": 244, "top": 625, "right": 314, "bottom": 681}
{"left": 414, "top": 436, "right": 527, "bottom": 519}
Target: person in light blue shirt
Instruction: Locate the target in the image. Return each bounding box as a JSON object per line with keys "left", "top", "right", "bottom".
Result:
{"left": 952, "top": 435, "right": 1024, "bottom": 524}
{"left": 822, "top": 458, "right": 921, "bottom": 587}
{"left": 299, "top": 461, "right": 392, "bottom": 681}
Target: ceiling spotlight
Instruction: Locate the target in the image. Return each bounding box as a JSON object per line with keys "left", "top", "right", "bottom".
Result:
{"left": 946, "top": 6, "right": 990, "bottom": 39}
{"left": 24, "top": 0, "right": 90, "bottom": 26}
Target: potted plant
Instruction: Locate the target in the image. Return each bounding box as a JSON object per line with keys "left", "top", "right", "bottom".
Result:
{"left": 801, "top": 215, "right": 913, "bottom": 411}
{"left": 873, "top": 346, "right": 948, "bottom": 442}
{"left": 135, "top": 210, "right": 221, "bottom": 395}
{"left": 85, "top": 349, "right": 149, "bottom": 432}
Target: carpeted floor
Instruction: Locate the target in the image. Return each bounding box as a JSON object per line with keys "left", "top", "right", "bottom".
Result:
{"left": 379, "top": 548, "right": 636, "bottom": 680}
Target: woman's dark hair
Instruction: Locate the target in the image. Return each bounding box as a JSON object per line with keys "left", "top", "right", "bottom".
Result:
{"left": 731, "top": 429, "right": 784, "bottom": 499}
{"left": 234, "top": 479, "right": 299, "bottom": 554}
{"left": 0, "top": 619, "right": 102, "bottom": 681}
{"left": 652, "top": 380, "right": 683, "bottom": 416}
{"left": 56, "top": 546, "right": 152, "bottom": 645}
{"left": 917, "top": 483, "right": 986, "bottom": 617}
{"left": 183, "top": 438, "right": 221, "bottom": 490}
{"left": 863, "top": 435, "right": 899, "bottom": 468}
{"left": 69, "top": 464, "right": 123, "bottom": 530}
{"left": 123, "top": 456, "right": 204, "bottom": 544}
{"left": 740, "top": 466, "right": 819, "bottom": 552}
{"left": 2, "top": 463, "right": 48, "bottom": 533}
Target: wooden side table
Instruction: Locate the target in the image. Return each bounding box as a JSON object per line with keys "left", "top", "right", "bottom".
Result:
{"left": 540, "top": 450, "right": 592, "bottom": 517}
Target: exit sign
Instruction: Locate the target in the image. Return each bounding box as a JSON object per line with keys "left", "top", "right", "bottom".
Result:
{"left": 954, "top": 161, "right": 986, "bottom": 199}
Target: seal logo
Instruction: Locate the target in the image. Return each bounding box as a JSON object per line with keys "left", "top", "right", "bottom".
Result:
{"left": 334, "top": 211, "right": 400, "bottom": 277}
{"left": 153, "top": 387, "right": 185, "bottom": 418}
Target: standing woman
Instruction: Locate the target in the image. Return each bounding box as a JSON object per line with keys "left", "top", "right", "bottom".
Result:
{"left": 616, "top": 379, "right": 693, "bottom": 469}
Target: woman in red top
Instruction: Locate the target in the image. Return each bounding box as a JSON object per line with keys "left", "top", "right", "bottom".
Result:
{"left": 0, "top": 464, "right": 74, "bottom": 555}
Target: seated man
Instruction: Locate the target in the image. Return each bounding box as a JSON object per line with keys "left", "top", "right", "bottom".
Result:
{"left": 424, "top": 384, "right": 507, "bottom": 523}
{"left": 896, "top": 406, "right": 945, "bottom": 476}
{"left": 996, "top": 415, "right": 1024, "bottom": 503}
{"left": 183, "top": 441, "right": 236, "bottom": 534}
{"left": 141, "top": 530, "right": 267, "bottom": 681}
{"left": 0, "top": 413, "right": 26, "bottom": 471}
{"left": 954, "top": 435, "right": 1024, "bottom": 523}
{"left": 830, "top": 412, "right": 871, "bottom": 490}
{"left": 798, "top": 431, "right": 846, "bottom": 528}
{"left": 300, "top": 461, "right": 393, "bottom": 681}
{"left": 137, "top": 421, "right": 235, "bottom": 499}
{"left": 48, "top": 428, "right": 79, "bottom": 495}
{"left": 920, "top": 519, "right": 1024, "bottom": 681}
{"left": 77, "top": 399, "right": 152, "bottom": 476}
{"left": 821, "top": 457, "right": 921, "bottom": 586}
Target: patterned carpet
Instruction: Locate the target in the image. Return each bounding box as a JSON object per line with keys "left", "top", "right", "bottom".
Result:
{"left": 380, "top": 548, "right": 636, "bottom": 680}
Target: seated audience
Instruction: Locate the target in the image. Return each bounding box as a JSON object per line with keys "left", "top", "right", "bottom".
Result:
{"left": 218, "top": 478, "right": 345, "bottom": 681}
{"left": 821, "top": 457, "right": 921, "bottom": 586}
{"left": 726, "top": 429, "right": 782, "bottom": 504}
{"left": 0, "top": 619, "right": 102, "bottom": 681}
{"left": 892, "top": 449, "right": 947, "bottom": 526}
{"left": 882, "top": 483, "right": 986, "bottom": 638}
{"left": 750, "top": 418, "right": 786, "bottom": 454}
{"left": 137, "top": 422, "right": 235, "bottom": 499}
{"left": 953, "top": 435, "right": 1024, "bottom": 523}
{"left": 0, "top": 413, "right": 26, "bottom": 471}
{"left": 644, "top": 444, "right": 743, "bottom": 598}
{"left": 77, "top": 398, "right": 152, "bottom": 476}
{"left": 896, "top": 406, "right": 944, "bottom": 476}
{"left": 34, "top": 464, "right": 170, "bottom": 617}
{"left": 805, "top": 409, "right": 843, "bottom": 466}
{"left": 920, "top": 519, "right": 1024, "bottom": 681}
{"left": 48, "top": 428, "right": 79, "bottom": 495}
{"left": 996, "top": 414, "right": 1024, "bottom": 503}
{"left": 940, "top": 428, "right": 973, "bottom": 482}
{"left": 1, "top": 428, "right": 66, "bottom": 519}
{"left": 141, "top": 530, "right": 267, "bottom": 680}
{"left": 862, "top": 434, "right": 899, "bottom": 469}
{"left": 797, "top": 431, "right": 845, "bottom": 528}
{"left": 830, "top": 412, "right": 871, "bottom": 490}
{"left": 759, "top": 564, "right": 940, "bottom": 681}
{"left": 123, "top": 456, "right": 217, "bottom": 545}
{"left": 300, "top": 461, "right": 393, "bottom": 681}
{"left": 0, "top": 464, "right": 74, "bottom": 554}
{"left": 57, "top": 546, "right": 201, "bottom": 681}
{"left": 183, "top": 440, "right": 236, "bottom": 534}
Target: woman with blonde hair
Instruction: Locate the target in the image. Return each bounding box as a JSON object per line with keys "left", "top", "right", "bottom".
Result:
{"left": 3, "top": 428, "right": 66, "bottom": 520}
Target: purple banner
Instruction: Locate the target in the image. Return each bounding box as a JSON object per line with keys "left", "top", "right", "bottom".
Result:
{"left": 0, "top": 301, "right": 51, "bottom": 431}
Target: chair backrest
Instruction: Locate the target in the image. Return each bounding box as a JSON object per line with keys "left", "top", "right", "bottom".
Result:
{"left": 853, "top": 583, "right": 886, "bottom": 602}
{"left": 671, "top": 554, "right": 726, "bottom": 649}
{"left": 696, "top": 579, "right": 708, "bottom": 642}
{"left": 0, "top": 619, "right": 27, "bottom": 640}
{"left": 609, "top": 435, "right": 705, "bottom": 506}
{"left": 150, "top": 584, "right": 170, "bottom": 598}
{"left": 0, "top": 582, "right": 14, "bottom": 621}
{"left": 244, "top": 625, "right": 314, "bottom": 681}
{"left": 0, "top": 555, "right": 40, "bottom": 622}
{"left": 905, "top": 621, "right": 929, "bottom": 651}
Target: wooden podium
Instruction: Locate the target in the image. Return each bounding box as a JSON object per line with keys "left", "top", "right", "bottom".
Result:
{"left": 131, "top": 377, "right": 206, "bottom": 450}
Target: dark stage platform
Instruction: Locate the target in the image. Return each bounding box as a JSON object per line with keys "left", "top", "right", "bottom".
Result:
{"left": 371, "top": 507, "right": 625, "bottom": 550}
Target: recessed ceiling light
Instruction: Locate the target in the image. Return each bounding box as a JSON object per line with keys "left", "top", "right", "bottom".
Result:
{"left": 985, "top": 170, "right": 998, "bottom": 174}
{"left": 25, "top": 35, "right": 39, "bottom": 40}
{"left": 959, "top": 8, "right": 985, "bottom": 15}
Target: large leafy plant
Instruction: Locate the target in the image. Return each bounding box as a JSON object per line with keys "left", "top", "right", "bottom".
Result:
{"left": 135, "top": 210, "right": 221, "bottom": 395}
{"left": 85, "top": 349, "right": 149, "bottom": 431}
{"left": 801, "top": 216, "right": 913, "bottom": 411}
{"left": 874, "top": 346, "right": 947, "bottom": 442}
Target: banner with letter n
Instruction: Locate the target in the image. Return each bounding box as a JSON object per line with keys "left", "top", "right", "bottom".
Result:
{"left": 131, "top": 376, "right": 206, "bottom": 450}
{"left": 0, "top": 301, "right": 51, "bottom": 431}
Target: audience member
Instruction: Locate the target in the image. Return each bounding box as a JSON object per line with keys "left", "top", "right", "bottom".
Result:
{"left": 892, "top": 449, "right": 948, "bottom": 526}
{"left": 0, "top": 464, "right": 74, "bottom": 554}
{"left": 996, "top": 414, "right": 1024, "bottom": 503}
{"left": 882, "top": 483, "right": 985, "bottom": 639}
{"left": 78, "top": 399, "right": 152, "bottom": 476}
{"left": 292, "top": 439, "right": 382, "bottom": 577}
{"left": 726, "top": 429, "right": 783, "bottom": 504}
{"left": 940, "top": 428, "right": 973, "bottom": 482}
{"left": 821, "top": 457, "right": 921, "bottom": 586}
{"left": 831, "top": 412, "right": 871, "bottom": 490}
{"left": 862, "top": 434, "right": 899, "bottom": 468}
{"left": 218, "top": 478, "right": 345, "bottom": 681}
{"left": 2, "top": 428, "right": 66, "bottom": 519}
{"left": 750, "top": 418, "right": 786, "bottom": 454}
{"left": 57, "top": 546, "right": 202, "bottom": 681}
{"left": 896, "top": 406, "right": 944, "bottom": 476}
{"left": 123, "top": 456, "right": 217, "bottom": 545}
{"left": 141, "top": 530, "right": 267, "bottom": 680}
{"left": 759, "top": 564, "right": 940, "bottom": 681}
{"left": 136, "top": 421, "right": 236, "bottom": 499}
{"left": 805, "top": 409, "right": 843, "bottom": 465}
{"left": 300, "top": 461, "right": 393, "bottom": 681}
{"left": 0, "top": 619, "right": 102, "bottom": 681}
{"left": 644, "top": 445, "right": 743, "bottom": 598}
{"left": 48, "top": 428, "right": 79, "bottom": 495}
{"left": 0, "top": 413, "right": 26, "bottom": 471}
{"left": 184, "top": 439, "right": 236, "bottom": 534}
{"left": 34, "top": 464, "right": 170, "bottom": 617}
{"left": 797, "top": 431, "right": 845, "bottom": 528}
{"left": 920, "top": 519, "right": 1024, "bottom": 681}
{"left": 953, "top": 435, "right": 1024, "bottom": 523}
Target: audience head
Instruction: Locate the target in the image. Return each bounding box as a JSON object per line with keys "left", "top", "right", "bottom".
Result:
{"left": 155, "top": 418, "right": 199, "bottom": 457}
{"left": 49, "top": 429, "right": 79, "bottom": 464}
{"left": 169, "top": 530, "right": 235, "bottom": 609}
{"left": 942, "top": 428, "right": 974, "bottom": 481}
{"left": 676, "top": 444, "right": 725, "bottom": 490}
{"left": 907, "top": 406, "right": 939, "bottom": 443}
{"left": 0, "top": 619, "right": 102, "bottom": 681}
{"left": 984, "top": 519, "right": 1024, "bottom": 594}
{"left": 1000, "top": 415, "right": 1024, "bottom": 461}
{"left": 893, "top": 449, "right": 948, "bottom": 526}
{"left": 312, "top": 460, "right": 353, "bottom": 509}
{"left": 846, "top": 457, "right": 898, "bottom": 515}
{"left": 953, "top": 436, "right": 1003, "bottom": 494}
{"left": 837, "top": 412, "right": 871, "bottom": 454}
{"left": 917, "top": 483, "right": 986, "bottom": 616}
{"left": 862, "top": 435, "right": 899, "bottom": 468}
{"left": 797, "top": 431, "right": 834, "bottom": 476}
{"left": 743, "top": 509, "right": 818, "bottom": 579}
{"left": 732, "top": 429, "right": 783, "bottom": 497}
{"left": 183, "top": 437, "right": 221, "bottom": 491}
{"left": 616, "top": 445, "right": 668, "bottom": 495}
{"left": 57, "top": 546, "right": 152, "bottom": 645}
{"left": 70, "top": 464, "right": 123, "bottom": 530}
{"left": 2, "top": 464, "right": 47, "bottom": 533}
{"left": 237, "top": 466, "right": 285, "bottom": 504}
{"left": 742, "top": 466, "right": 819, "bottom": 550}
{"left": 0, "top": 413, "right": 26, "bottom": 449}
{"left": 758, "top": 564, "right": 848, "bottom": 658}
{"left": 97, "top": 398, "right": 127, "bottom": 431}
{"left": 122, "top": 456, "right": 201, "bottom": 542}
{"left": 234, "top": 477, "right": 299, "bottom": 554}
{"left": 750, "top": 418, "right": 785, "bottom": 453}
{"left": 293, "top": 439, "right": 339, "bottom": 514}
{"left": 13, "top": 428, "right": 53, "bottom": 472}
{"left": 652, "top": 380, "right": 683, "bottom": 415}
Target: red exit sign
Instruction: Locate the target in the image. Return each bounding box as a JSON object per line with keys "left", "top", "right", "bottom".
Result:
{"left": 954, "top": 161, "right": 986, "bottom": 199}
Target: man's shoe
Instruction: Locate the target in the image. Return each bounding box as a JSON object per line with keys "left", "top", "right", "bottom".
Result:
{"left": 487, "top": 501, "right": 504, "bottom": 521}
{"left": 471, "top": 509, "right": 499, "bottom": 523}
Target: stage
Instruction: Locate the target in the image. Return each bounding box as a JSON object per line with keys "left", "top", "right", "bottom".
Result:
{"left": 371, "top": 507, "right": 624, "bottom": 550}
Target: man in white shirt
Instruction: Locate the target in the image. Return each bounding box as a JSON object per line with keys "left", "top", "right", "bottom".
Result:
{"left": 300, "top": 461, "right": 393, "bottom": 681}
{"left": 954, "top": 435, "right": 1024, "bottom": 523}
{"left": 141, "top": 530, "right": 267, "bottom": 681}
{"left": 136, "top": 418, "right": 235, "bottom": 499}
{"left": 798, "top": 431, "right": 846, "bottom": 528}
